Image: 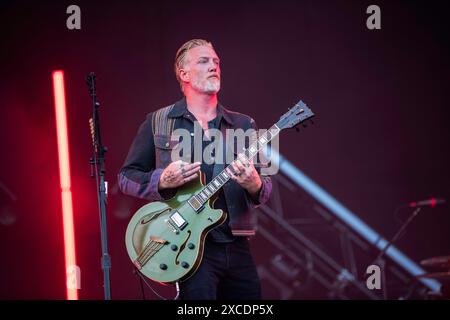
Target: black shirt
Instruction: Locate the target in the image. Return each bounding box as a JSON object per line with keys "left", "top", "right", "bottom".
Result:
{"left": 186, "top": 110, "right": 234, "bottom": 243}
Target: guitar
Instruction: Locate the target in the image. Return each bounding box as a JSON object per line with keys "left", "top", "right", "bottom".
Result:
{"left": 125, "top": 100, "right": 314, "bottom": 284}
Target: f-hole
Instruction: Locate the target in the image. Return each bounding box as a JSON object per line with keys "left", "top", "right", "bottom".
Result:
{"left": 175, "top": 230, "right": 191, "bottom": 265}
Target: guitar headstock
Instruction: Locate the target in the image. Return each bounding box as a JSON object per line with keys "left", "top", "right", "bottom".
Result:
{"left": 276, "top": 100, "right": 314, "bottom": 130}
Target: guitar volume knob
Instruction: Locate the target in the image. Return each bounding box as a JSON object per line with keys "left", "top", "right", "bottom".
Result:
{"left": 181, "top": 261, "right": 189, "bottom": 269}
{"left": 159, "top": 263, "right": 168, "bottom": 270}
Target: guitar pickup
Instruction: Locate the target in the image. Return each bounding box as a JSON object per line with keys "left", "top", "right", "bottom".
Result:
{"left": 169, "top": 211, "right": 188, "bottom": 230}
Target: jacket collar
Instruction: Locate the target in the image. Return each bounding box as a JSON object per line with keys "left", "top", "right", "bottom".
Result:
{"left": 168, "top": 97, "right": 234, "bottom": 125}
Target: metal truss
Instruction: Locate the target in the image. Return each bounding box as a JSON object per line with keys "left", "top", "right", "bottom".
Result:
{"left": 254, "top": 174, "right": 434, "bottom": 300}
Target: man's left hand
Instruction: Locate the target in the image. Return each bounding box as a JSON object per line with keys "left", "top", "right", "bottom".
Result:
{"left": 226, "top": 154, "right": 262, "bottom": 198}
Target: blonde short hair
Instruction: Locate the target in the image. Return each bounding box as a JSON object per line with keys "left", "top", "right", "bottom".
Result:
{"left": 174, "top": 39, "right": 213, "bottom": 91}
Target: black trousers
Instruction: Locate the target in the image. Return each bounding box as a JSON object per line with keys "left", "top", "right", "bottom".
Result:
{"left": 179, "top": 237, "right": 261, "bottom": 300}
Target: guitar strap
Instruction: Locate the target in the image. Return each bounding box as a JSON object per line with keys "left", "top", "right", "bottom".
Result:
{"left": 151, "top": 104, "right": 176, "bottom": 137}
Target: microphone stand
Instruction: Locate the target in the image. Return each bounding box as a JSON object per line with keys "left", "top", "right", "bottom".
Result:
{"left": 370, "top": 206, "right": 421, "bottom": 300}
{"left": 87, "top": 72, "right": 112, "bottom": 300}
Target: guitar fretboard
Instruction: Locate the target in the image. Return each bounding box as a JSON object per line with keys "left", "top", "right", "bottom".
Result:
{"left": 188, "top": 124, "right": 280, "bottom": 211}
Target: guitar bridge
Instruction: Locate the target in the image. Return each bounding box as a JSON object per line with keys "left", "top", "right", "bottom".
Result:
{"left": 150, "top": 236, "right": 167, "bottom": 244}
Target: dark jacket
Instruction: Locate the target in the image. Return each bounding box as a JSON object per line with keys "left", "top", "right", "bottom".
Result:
{"left": 118, "top": 98, "right": 272, "bottom": 236}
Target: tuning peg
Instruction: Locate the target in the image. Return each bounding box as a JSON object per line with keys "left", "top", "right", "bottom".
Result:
{"left": 310, "top": 119, "right": 314, "bottom": 125}
{"left": 295, "top": 127, "right": 300, "bottom": 133}
{"left": 302, "top": 123, "right": 307, "bottom": 128}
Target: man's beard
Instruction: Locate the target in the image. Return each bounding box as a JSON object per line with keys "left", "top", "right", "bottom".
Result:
{"left": 192, "top": 77, "right": 221, "bottom": 94}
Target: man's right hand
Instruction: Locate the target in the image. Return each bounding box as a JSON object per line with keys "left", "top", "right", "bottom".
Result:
{"left": 158, "top": 160, "right": 201, "bottom": 190}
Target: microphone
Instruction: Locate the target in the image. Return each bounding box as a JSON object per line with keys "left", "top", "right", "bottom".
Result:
{"left": 408, "top": 198, "right": 446, "bottom": 208}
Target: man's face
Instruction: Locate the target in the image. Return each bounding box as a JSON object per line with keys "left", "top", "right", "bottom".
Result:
{"left": 182, "top": 45, "right": 221, "bottom": 94}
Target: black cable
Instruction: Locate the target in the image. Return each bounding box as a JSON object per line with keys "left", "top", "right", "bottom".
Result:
{"left": 133, "top": 268, "right": 180, "bottom": 300}
{"left": 133, "top": 267, "right": 146, "bottom": 300}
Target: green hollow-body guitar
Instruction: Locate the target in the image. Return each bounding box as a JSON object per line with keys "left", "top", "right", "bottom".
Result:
{"left": 125, "top": 100, "right": 314, "bottom": 284}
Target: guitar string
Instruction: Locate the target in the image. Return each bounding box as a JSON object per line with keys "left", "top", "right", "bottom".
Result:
{"left": 137, "top": 241, "right": 162, "bottom": 266}
{"left": 139, "top": 243, "right": 164, "bottom": 267}
{"left": 136, "top": 130, "right": 276, "bottom": 266}
{"left": 139, "top": 130, "right": 278, "bottom": 267}
{"left": 192, "top": 128, "right": 277, "bottom": 208}
{"left": 136, "top": 241, "right": 161, "bottom": 266}
{"left": 136, "top": 239, "right": 158, "bottom": 261}
{"left": 138, "top": 129, "right": 277, "bottom": 267}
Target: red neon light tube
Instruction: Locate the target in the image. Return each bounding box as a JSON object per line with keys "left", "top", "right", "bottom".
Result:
{"left": 52, "top": 70, "right": 78, "bottom": 300}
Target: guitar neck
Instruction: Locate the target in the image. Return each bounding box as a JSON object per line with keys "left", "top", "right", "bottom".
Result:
{"left": 187, "top": 124, "right": 281, "bottom": 211}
